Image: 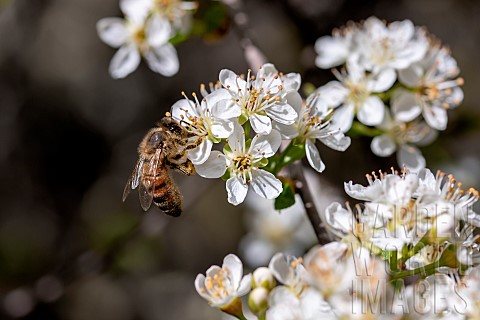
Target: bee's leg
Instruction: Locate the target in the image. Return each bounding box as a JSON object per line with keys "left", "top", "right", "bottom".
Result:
{"left": 168, "top": 160, "right": 196, "bottom": 176}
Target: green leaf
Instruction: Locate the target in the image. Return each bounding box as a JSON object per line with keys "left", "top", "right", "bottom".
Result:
{"left": 274, "top": 183, "right": 296, "bottom": 210}
{"left": 279, "top": 144, "right": 305, "bottom": 167}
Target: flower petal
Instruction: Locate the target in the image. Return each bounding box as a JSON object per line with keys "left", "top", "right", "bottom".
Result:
{"left": 397, "top": 144, "right": 426, "bottom": 173}
{"left": 237, "top": 274, "right": 252, "bottom": 297}
{"left": 357, "top": 96, "right": 384, "bottom": 126}
{"left": 210, "top": 119, "right": 234, "bottom": 138}
{"left": 249, "top": 130, "right": 281, "bottom": 159}
{"left": 315, "top": 35, "right": 349, "bottom": 68}
{"left": 144, "top": 44, "right": 179, "bottom": 77}
{"left": 423, "top": 105, "right": 448, "bottom": 131}
{"left": 171, "top": 97, "right": 197, "bottom": 120}
{"left": 285, "top": 92, "right": 303, "bottom": 114}
{"left": 228, "top": 122, "right": 245, "bottom": 155}
{"left": 120, "top": 0, "right": 152, "bottom": 24}
{"left": 274, "top": 122, "right": 299, "bottom": 140}
{"left": 207, "top": 89, "right": 241, "bottom": 119}
{"left": 315, "top": 81, "right": 348, "bottom": 107}
{"left": 194, "top": 274, "right": 212, "bottom": 301}
{"left": 226, "top": 176, "right": 248, "bottom": 205}
{"left": 319, "top": 130, "right": 351, "bottom": 152}
{"left": 146, "top": 15, "right": 171, "bottom": 47}
{"left": 398, "top": 65, "right": 423, "bottom": 87}
{"left": 188, "top": 138, "right": 212, "bottom": 165}
{"left": 368, "top": 68, "right": 396, "bottom": 92}
{"left": 219, "top": 69, "right": 246, "bottom": 92}
{"left": 194, "top": 151, "right": 228, "bottom": 178}
{"left": 223, "top": 254, "right": 243, "bottom": 290}
{"left": 330, "top": 103, "right": 354, "bottom": 132}
{"left": 265, "top": 103, "right": 298, "bottom": 125}
{"left": 250, "top": 169, "right": 283, "bottom": 199}
{"left": 268, "top": 253, "right": 291, "bottom": 285}
{"left": 305, "top": 139, "right": 325, "bottom": 173}
{"left": 96, "top": 18, "right": 128, "bottom": 48}
{"left": 250, "top": 113, "right": 272, "bottom": 135}
{"left": 109, "top": 44, "right": 141, "bottom": 79}
{"left": 391, "top": 89, "right": 422, "bottom": 122}
{"left": 370, "top": 134, "right": 396, "bottom": 157}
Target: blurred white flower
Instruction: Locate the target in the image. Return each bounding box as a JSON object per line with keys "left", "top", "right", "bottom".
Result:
{"left": 218, "top": 64, "right": 299, "bottom": 134}
{"left": 355, "top": 17, "right": 428, "bottom": 74}
{"left": 149, "top": 0, "right": 198, "bottom": 33}
{"left": 275, "top": 92, "right": 351, "bottom": 172}
{"left": 170, "top": 90, "right": 240, "bottom": 164}
{"left": 195, "top": 123, "right": 282, "bottom": 205}
{"left": 370, "top": 112, "right": 437, "bottom": 172}
{"left": 195, "top": 254, "right": 252, "bottom": 308}
{"left": 314, "top": 24, "right": 358, "bottom": 69}
{"left": 97, "top": 0, "right": 179, "bottom": 78}
{"left": 394, "top": 46, "right": 464, "bottom": 130}
{"left": 266, "top": 286, "right": 335, "bottom": 320}
{"left": 316, "top": 60, "right": 395, "bottom": 132}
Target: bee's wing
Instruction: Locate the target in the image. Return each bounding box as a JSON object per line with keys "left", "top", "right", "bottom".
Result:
{"left": 122, "top": 158, "right": 144, "bottom": 202}
{"left": 138, "top": 149, "right": 162, "bottom": 211}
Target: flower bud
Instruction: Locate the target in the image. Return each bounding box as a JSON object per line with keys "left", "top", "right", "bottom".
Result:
{"left": 252, "top": 267, "right": 276, "bottom": 290}
{"left": 248, "top": 287, "right": 269, "bottom": 314}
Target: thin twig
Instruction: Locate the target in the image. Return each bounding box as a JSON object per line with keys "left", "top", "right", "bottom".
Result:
{"left": 290, "top": 162, "right": 330, "bottom": 245}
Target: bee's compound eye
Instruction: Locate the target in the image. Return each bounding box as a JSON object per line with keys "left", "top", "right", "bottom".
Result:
{"left": 148, "top": 132, "right": 162, "bottom": 147}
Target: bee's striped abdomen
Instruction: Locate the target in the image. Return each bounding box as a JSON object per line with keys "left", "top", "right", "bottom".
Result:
{"left": 152, "top": 167, "right": 182, "bottom": 217}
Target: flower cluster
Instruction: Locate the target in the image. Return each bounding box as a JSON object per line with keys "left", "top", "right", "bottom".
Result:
{"left": 97, "top": 0, "right": 197, "bottom": 78}
{"left": 315, "top": 17, "right": 464, "bottom": 172}
{"left": 195, "top": 244, "right": 399, "bottom": 319}
{"left": 325, "top": 167, "right": 480, "bottom": 273}
{"left": 170, "top": 63, "right": 350, "bottom": 205}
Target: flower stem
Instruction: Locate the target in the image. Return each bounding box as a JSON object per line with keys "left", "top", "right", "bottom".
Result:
{"left": 389, "top": 261, "right": 439, "bottom": 281}
{"left": 289, "top": 162, "right": 330, "bottom": 245}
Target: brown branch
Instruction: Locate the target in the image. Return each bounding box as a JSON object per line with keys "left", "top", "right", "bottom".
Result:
{"left": 290, "top": 162, "right": 331, "bottom": 245}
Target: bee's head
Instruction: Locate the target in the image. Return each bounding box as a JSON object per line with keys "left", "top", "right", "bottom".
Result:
{"left": 159, "top": 116, "right": 183, "bottom": 136}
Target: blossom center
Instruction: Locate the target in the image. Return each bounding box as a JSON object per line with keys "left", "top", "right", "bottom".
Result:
{"left": 205, "top": 269, "right": 232, "bottom": 300}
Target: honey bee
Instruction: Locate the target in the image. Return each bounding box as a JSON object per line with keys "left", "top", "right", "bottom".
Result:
{"left": 122, "top": 115, "right": 201, "bottom": 217}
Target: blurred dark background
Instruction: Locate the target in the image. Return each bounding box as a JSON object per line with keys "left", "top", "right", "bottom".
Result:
{"left": 1, "top": 0, "right": 480, "bottom": 319}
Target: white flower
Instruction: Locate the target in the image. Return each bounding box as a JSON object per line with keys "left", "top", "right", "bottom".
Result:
{"left": 97, "top": 0, "right": 179, "bottom": 78}
{"left": 274, "top": 92, "right": 351, "bottom": 172}
{"left": 303, "top": 242, "right": 354, "bottom": 298}
{"left": 171, "top": 90, "right": 240, "bottom": 164}
{"left": 316, "top": 59, "right": 395, "bottom": 132}
{"left": 269, "top": 253, "right": 307, "bottom": 296}
{"left": 314, "top": 24, "right": 358, "bottom": 69}
{"left": 149, "top": 0, "right": 198, "bottom": 33}
{"left": 266, "top": 287, "right": 335, "bottom": 320}
{"left": 218, "top": 64, "right": 299, "bottom": 134}
{"left": 195, "top": 123, "right": 282, "bottom": 205}
{"left": 195, "top": 254, "right": 252, "bottom": 308}
{"left": 355, "top": 17, "right": 428, "bottom": 74}
{"left": 394, "top": 46, "right": 464, "bottom": 130}
{"left": 370, "top": 112, "right": 437, "bottom": 172}
{"left": 240, "top": 193, "right": 316, "bottom": 268}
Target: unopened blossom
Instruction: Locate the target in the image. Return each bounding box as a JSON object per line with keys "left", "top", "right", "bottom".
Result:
{"left": 355, "top": 17, "right": 428, "bottom": 74}
{"left": 218, "top": 64, "right": 299, "bottom": 134}
{"left": 393, "top": 46, "right": 464, "bottom": 130}
{"left": 195, "top": 254, "right": 252, "bottom": 308}
{"left": 97, "top": 0, "right": 179, "bottom": 78}
{"left": 171, "top": 90, "right": 240, "bottom": 164}
{"left": 370, "top": 112, "right": 437, "bottom": 172}
{"left": 195, "top": 123, "right": 282, "bottom": 205}
{"left": 316, "top": 60, "right": 396, "bottom": 132}
{"left": 274, "top": 92, "right": 351, "bottom": 172}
